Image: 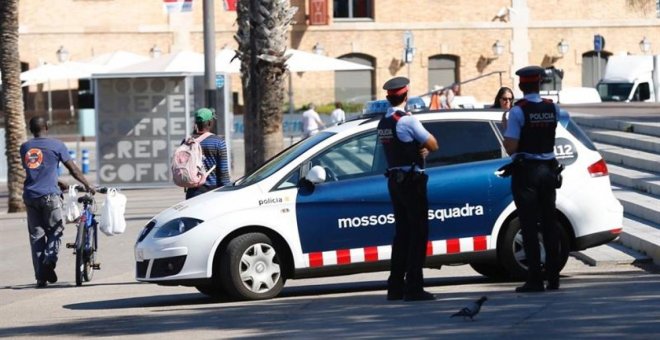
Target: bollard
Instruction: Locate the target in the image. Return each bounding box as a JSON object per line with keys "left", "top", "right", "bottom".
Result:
{"left": 82, "top": 149, "right": 90, "bottom": 174}
{"left": 68, "top": 150, "right": 77, "bottom": 165}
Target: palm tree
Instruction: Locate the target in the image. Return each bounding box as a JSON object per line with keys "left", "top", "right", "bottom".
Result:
{"left": 235, "top": 0, "right": 297, "bottom": 173}
{"left": 0, "top": 0, "right": 27, "bottom": 212}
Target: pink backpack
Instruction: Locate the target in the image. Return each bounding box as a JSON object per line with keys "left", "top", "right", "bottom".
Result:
{"left": 171, "top": 132, "right": 213, "bottom": 188}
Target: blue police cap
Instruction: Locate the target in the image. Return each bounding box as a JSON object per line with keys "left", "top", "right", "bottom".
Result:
{"left": 516, "top": 65, "right": 545, "bottom": 83}
{"left": 383, "top": 77, "right": 410, "bottom": 94}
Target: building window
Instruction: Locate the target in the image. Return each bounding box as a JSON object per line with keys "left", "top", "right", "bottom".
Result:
{"left": 333, "top": 0, "right": 373, "bottom": 19}
{"left": 334, "top": 54, "right": 375, "bottom": 103}
{"left": 428, "top": 55, "right": 459, "bottom": 92}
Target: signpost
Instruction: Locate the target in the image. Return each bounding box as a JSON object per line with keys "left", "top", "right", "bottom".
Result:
{"left": 403, "top": 30, "right": 415, "bottom": 83}
{"left": 594, "top": 34, "right": 605, "bottom": 84}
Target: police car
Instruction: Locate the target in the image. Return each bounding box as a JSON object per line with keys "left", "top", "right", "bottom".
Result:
{"left": 135, "top": 108, "right": 623, "bottom": 300}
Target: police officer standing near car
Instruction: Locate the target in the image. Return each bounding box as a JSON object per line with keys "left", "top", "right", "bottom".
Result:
{"left": 377, "top": 77, "right": 439, "bottom": 301}
{"left": 502, "top": 66, "right": 562, "bottom": 293}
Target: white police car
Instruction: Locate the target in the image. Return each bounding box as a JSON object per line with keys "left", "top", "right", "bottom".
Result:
{"left": 135, "top": 108, "right": 623, "bottom": 300}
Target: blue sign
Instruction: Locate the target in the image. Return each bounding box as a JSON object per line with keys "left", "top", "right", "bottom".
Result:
{"left": 215, "top": 75, "right": 225, "bottom": 89}
{"left": 594, "top": 34, "right": 604, "bottom": 53}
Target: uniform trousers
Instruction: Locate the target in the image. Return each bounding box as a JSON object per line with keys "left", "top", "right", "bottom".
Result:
{"left": 511, "top": 159, "right": 560, "bottom": 285}
{"left": 25, "top": 194, "right": 65, "bottom": 281}
{"left": 386, "top": 170, "right": 429, "bottom": 295}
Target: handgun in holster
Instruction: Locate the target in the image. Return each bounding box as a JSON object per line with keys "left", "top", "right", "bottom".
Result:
{"left": 495, "top": 158, "right": 522, "bottom": 178}
{"left": 555, "top": 163, "right": 565, "bottom": 188}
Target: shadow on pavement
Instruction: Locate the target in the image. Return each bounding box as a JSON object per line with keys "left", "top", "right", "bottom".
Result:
{"left": 0, "top": 270, "right": 648, "bottom": 338}
{"left": 1, "top": 270, "right": 658, "bottom": 338}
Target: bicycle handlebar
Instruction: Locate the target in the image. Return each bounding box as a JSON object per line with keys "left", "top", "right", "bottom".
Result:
{"left": 66, "top": 184, "right": 112, "bottom": 194}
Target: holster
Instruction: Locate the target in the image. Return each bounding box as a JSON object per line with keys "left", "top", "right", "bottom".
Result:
{"left": 554, "top": 163, "right": 565, "bottom": 188}
{"left": 496, "top": 158, "right": 522, "bottom": 178}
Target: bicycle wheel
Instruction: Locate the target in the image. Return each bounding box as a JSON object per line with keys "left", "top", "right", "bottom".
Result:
{"left": 83, "top": 224, "right": 96, "bottom": 282}
{"left": 75, "top": 222, "right": 85, "bottom": 286}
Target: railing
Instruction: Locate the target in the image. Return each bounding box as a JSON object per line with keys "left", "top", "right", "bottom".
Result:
{"left": 418, "top": 71, "right": 506, "bottom": 98}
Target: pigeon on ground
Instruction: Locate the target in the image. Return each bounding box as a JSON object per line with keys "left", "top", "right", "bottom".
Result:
{"left": 450, "top": 296, "right": 488, "bottom": 321}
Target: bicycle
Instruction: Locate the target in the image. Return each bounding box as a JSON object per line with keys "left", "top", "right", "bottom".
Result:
{"left": 65, "top": 185, "right": 109, "bottom": 286}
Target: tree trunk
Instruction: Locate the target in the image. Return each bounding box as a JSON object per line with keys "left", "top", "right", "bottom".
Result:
{"left": 0, "top": 0, "right": 27, "bottom": 212}
{"left": 236, "top": 0, "right": 297, "bottom": 174}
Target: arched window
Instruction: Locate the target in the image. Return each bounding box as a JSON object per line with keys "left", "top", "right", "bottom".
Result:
{"left": 335, "top": 53, "right": 375, "bottom": 103}
{"left": 582, "top": 51, "right": 612, "bottom": 88}
{"left": 428, "top": 55, "right": 459, "bottom": 91}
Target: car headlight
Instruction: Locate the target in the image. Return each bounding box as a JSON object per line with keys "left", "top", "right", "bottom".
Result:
{"left": 153, "top": 217, "right": 203, "bottom": 238}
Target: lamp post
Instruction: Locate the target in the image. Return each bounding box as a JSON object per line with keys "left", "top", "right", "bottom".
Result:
{"left": 56, "top": 45, "right": 69, "bottom": 63}
{"left": 55, "top": 46, "right": 73, "bottom": 121}
{"left": 149, "top": 44, "right": 162, "bottom": 59}
{"left": 312, "top": 42, "right": 324, "bottom": 55}
{"left": 557, "top": 39, "right": 569, "bottom": 56}
{"left": 492, "top": 40, "right": 504, "bottom": 57}
{"left": 639, "top": 36, "right": 651, "bottom": 54}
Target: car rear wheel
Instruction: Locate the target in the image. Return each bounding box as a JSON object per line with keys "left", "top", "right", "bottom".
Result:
{"left": 220, "top": 233, "right": 285, "bottom": 300}
{"left": 500, "top": 217, "right": 570, "bottom": 280}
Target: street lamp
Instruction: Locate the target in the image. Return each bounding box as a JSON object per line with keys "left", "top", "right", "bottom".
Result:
{"left": 557, "top": 39, "right": 569, "bottom": 56}
{"left": 149, "top": 44, "right": 162, "bottom": 58}
{"left": 492, "top": 40, "right": 504, "bottom": 57}
{"left": 312, "top": 42, "right": 325, "bottom": 55}
{"left": 56, "top": 45, "right": 69, "bottom": 63}
{"left": 639, "top": 36, "right": 651, "bottom": 54}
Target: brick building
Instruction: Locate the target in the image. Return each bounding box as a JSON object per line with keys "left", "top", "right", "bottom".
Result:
{"left": 14, "top": 0, "right": 660, "bottom": 114}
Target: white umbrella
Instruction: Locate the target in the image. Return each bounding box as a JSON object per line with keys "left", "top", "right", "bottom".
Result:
{"left": 215, "top": 48, "right": 373, "bottom": 73}
{"left": 83, "top": 50, "right": 149, "bottom": 71}
{"left": 21, "top": 61, "right": 107, "bottom": 85}
{"left": 21, "top": 61, "right": 108, "bottom": 121}
{"left": 215, "top": 48, "right": 373, "bottom": 113}
{"left": 95, "top": 50, "right": 207, "bottom": 78}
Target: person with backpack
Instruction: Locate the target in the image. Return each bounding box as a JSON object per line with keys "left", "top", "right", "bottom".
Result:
{"left": 173, "top": 108, "right": 231, "bottom": 199}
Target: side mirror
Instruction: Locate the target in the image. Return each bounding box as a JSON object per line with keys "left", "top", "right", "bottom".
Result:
{"left": 305, "top": 165, "right": 327, "bottom": 184}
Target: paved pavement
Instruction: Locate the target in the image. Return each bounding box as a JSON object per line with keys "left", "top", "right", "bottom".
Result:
{"left": 0, "top": 183, "right": 658, "bottom": 338}
{"left": 0, "top": 103, "right": 658, "bottom": 338}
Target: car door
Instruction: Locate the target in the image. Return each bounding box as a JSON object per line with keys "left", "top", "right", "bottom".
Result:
{"left": 292, "top": 131, "right": 393, "bottom": 254}
{"left": 423, "top": 120, "right": 511, "bottom": 241}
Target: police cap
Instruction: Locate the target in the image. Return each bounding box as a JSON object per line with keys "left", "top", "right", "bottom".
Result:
{"left": 383, "top": 76, "right": 410, "bottom": 96}
{"left": 516, "top": 65, "right": 545, "bottom": 83}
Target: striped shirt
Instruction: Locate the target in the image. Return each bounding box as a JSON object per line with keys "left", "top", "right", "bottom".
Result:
{"left": 190, "top": 133, "right": 231, "bottom": 188}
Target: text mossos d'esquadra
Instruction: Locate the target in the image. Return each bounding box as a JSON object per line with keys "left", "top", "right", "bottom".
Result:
{"left": 337, "top": 203, "right": 484, "bottom": 228}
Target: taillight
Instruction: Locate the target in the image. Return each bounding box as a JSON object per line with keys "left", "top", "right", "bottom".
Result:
{"left": 588, "top": 159, "right": 609, "bottom": 177}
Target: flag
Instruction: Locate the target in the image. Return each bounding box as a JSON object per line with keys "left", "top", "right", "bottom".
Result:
{"left": 163, "top": 0, "right": 193, "bottom": 14}
{"left": 224, "top": 0, "right": 237, "bottom": 11}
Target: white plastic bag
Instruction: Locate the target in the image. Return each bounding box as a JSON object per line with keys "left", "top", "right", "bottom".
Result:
{"left": 64, "top": 185, "right": 81, "bottom": 223}
{"left": 98, "top": 188, "right": 127, "bottom": 236}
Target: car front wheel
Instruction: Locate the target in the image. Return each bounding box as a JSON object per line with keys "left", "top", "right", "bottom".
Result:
{"left": 220, "top": 233, "right": 285, "bottom": 300}
{"left": 499, "top": 217, "right": 570, "bottom": 280}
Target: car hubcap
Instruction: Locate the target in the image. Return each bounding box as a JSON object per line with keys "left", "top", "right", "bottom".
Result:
{"left": 513, "top": 231, "right": 546, "bottom": 270}
{"left": 240, "top": 243, "right": 281, "bottom": 294}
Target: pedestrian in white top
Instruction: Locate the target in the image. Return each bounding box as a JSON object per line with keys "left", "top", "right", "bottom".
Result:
{"left": 302, "top": 103, "right": 325, "bottom": 138}
{"left": 330, "top": 101, "right": 346, "bottom": 126}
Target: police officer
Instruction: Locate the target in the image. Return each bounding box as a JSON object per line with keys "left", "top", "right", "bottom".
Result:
{"left": 503, "top": 66, "right": 562, "bottom": 292}
{"left": 377, "top": 77, "right": 439, "bottom": 301}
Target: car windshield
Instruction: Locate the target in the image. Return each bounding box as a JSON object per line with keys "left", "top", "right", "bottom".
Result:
{"left": 235, "top": 132, "right": 335, "bottom": 187}
{"left": 597, "top": 82, "right": 633, "bottom": 102}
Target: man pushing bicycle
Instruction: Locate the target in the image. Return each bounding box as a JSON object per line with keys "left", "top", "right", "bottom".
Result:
{"left": 20, "top": 117, "right": 95, "bottom": 288}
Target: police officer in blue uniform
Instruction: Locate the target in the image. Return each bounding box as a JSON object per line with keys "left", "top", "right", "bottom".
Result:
{"left": 503, "top": 66, "right": 562, "bottom": 292}
{"left": 377, "top": 77, "right": 439, "bottom": 301}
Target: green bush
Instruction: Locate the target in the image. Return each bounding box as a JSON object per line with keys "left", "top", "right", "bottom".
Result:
{"left": 298, "top": 101, "right": 365, "bottom": 115}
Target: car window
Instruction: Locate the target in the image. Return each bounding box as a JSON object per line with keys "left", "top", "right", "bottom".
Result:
{"left": 276, "top": 131, "right": 384, "bottom": 189}
{"left": 424, "top": 120, "right": 504, "bottom": 167}
{"left": 238, "top": 132, "right": 334, "bottom": 187}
